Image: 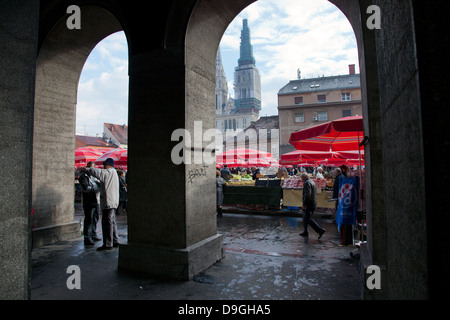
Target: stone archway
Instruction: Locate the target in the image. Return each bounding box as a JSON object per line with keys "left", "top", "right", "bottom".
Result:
{"left": 2, "top": 0, "right": 439, "bottom": 300}
{"left": 181, "top": 0, "right": 380, "bottom": 275}
{"left": 32, "top": 6, "right": 124, "bottom": 246}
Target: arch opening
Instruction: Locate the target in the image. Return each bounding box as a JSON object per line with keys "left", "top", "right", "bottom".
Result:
{"left": 183, "top": 0, "right": 377, "bottom": 288}
{"left": 32, "top": 6, "right": 127, "bottom": 247}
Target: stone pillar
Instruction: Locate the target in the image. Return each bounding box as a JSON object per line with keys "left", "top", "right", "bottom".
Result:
{"left": 0, "top": 0, "right": 39, "bottom": 299}
{"left": 411, "top": 0, "right": 450, "bottom": 299}
{"left": 118, "top": 50, "right": 223, "bottom": 280}
{"left": 361, "top": 0, "right": 428, "bottom": 299}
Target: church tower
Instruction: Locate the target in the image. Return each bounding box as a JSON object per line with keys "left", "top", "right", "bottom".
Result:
{"left": 214, "top": 19, "right": 260, "bottom": 142}
{"left": 234, "top": 19, "right": 261, "bottom": 115}
{"left": 215, "top": 48, "right": 228, "bottom": 116}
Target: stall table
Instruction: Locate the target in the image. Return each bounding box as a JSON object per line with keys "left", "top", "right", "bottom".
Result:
{"left": 282, "top": 189, "right": 335, "bottom": 208}
{"left": 223, "top": 185, "right": 283, "bottom": 207}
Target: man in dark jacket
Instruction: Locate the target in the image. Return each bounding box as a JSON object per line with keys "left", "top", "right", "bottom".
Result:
{"left": 300, "top": 173, "right": 325, "bottom": 239}
{"left": 78, "top": 161, "right": 101, "bottom": 245}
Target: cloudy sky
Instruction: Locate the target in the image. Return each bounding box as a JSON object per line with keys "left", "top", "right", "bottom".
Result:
{"left": 76, "top": 0, "right": 358, "bottom": 136}
{"left": 76, "top": 32, "right": 128, "bottom": 136}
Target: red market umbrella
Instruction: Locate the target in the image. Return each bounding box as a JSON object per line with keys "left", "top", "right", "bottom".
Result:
{"left": 282, "top": 159, "right": 316, "bottom": 167}
{"left": 279, "top": 150, "right": 335, "bottom": 165}
{"left": 289, "top": 116, "right": 364, "bottom": 152}
{"left": 94, "top": 148, "right": 127, "bottom": 168}
{"left": 295, "top": 161, "right": 316, "bottom": 167}
{"left": 75, "top": 148, "right": 103, "bottom": 168}
{"left": 334, "top": 150, "right": 365, "bottom": 160}
{"left": 217, "top": 148, "right": 272, "bottom": 160}
{"left": 265, "top": 157, "right": 280, "bottom": 167}
{"left": 290, "top": 116, "right": 366, "bottom": 213}
{"left": 288, "top": 115, "right": 365, "bottom": 181}
{"left": 317, "top": 158, "right": 348, "bottom": 166}
{"left": 245, "top": 158, "right": 272, "bottom": 168}
{"left": 318, "top": 158, "right": 366, "bottom": 167}
{"left": 347, "top": 159, "right": 365, "bottom": 166}
{"left": 217, "top": 157, "right": 246, "bottom": 168}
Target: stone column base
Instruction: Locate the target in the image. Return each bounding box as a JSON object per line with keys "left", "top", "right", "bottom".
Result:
{"left": 32, "top": 221, "right": 82, "bottom": 248}
{"left": 118, "top": 234, "right": 224, "bottom": 280}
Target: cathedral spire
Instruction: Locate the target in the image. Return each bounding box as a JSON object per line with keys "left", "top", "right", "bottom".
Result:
{"left": 238, "top": 19, "right": 255, "bottom": 66}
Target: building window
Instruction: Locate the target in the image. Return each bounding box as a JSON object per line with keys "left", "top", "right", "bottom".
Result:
{"left": 224, "top": 120, "right": 228, "bottom": 130}
{"left": 342, "top": 109, "right": 352, "bottom": 117}
{"left": 342, "top": 93, "right": 351, "bottom": 101}
{"left": 233, "top": 119, "right": 236, "bottom": 131}
{"left": 294, "top": 96, "right": 303, "bottom": 105}
{"left": 294, "top": 113, "right": 304, "bottom": 123}
{"left": 317, "top": 94, "right": 326, "bottom": 103}
{"left": 318, "top": 111, "right": 328, "bottom": 121}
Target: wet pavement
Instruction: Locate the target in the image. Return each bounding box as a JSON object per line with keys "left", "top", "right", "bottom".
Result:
{"left": 30, "top": 204, "right": 361, "bottom": 300}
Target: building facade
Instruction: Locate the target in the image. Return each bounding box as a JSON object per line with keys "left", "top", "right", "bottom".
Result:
{"left": 103, "top": 122, "right": 128, "bottom": 149}
{"left": 278, "top": 65, "right": 362, "bottom": 154}
{"left": 75, "top": 134, "right": 118, "bottom": 149}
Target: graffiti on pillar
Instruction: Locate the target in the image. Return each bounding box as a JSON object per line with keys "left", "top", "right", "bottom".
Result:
{"left": 188, "top": 164, "right": 209, "bottom": 184}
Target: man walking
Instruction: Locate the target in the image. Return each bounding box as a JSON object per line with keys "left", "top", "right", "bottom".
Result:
{"left": 300, "top": 173, "right": 325, "bottom": 239}
{"left": 87, "top": 158, "right": 120, "bottom": 251}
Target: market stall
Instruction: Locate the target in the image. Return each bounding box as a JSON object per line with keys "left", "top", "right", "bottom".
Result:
{"left": 281, "top": 176, "right": 335, "bottom": 209}
{"left": 223, "top": 184, "right": 283, "bottom": 208}
{"left": 222, "top": 173, "right": 283, "bottom": 208}
{"left": 288, "top": 116, "right": 367, "bottom": 245}
{"left": 222, "top": 171, "right": 337, "bottom": 210}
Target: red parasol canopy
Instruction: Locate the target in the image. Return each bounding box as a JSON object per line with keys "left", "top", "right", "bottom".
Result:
{"left": 94, "top": 148, "right": 127, "bottom": 168}
{"left": 245, "top": 158, "right": 272, "bottom": 168}
{"left": 279, "top": 149, "right": 335, "bottom": 165}
{"left": 75, "top": 148, "right": 104, "bottom": 168}
{"left": 289, "top": 116, "right": 363, "bottom": 152}
{"left": 217, "top": 148, "right": 272, "bottom": 160}
{"left": 220, "top": 159, "right": 246, "bottom": 168}
{"left": 334, "top": 150, "right": 365, "bottom": 160}
{"left": 295, "top": 161, "right": 316, "bottom": 167}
